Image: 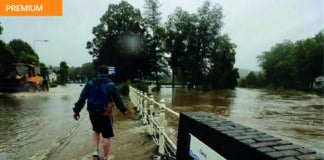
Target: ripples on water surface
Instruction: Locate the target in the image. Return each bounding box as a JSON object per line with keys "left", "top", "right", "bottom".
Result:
{"left": 154, "top": 87, "right": 324, "bottom": 153}
{"left": 0, "top": 84, "right": 155, "bottom": 160}
{"left": 0, "top": 85, "right": 323, "bottom": 159}
{"left": 0, "top": 85, "right": 82, "bottom": 160}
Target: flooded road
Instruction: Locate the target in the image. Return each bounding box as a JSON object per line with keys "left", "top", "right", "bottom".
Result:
{"left": 154, "top": 87, "right": 324, "bottom": 154}
{"left": 0, "top": 84, "right": 93, "bottom": 160}
{"left": 0, "top": 84, "right": 155, "bottom": 160}
{"left": 0, "top": 85, "right": 323, "bottom": 159}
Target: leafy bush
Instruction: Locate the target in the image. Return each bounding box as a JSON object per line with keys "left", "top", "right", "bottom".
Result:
{"left": 117, "top": 80, "right": 149, "bottom": 96}
{"left": 118, "top": 81, "right": 130, "bottom": 96}
{"left": 131, "top": 80, "right": 149, "bottom": 93}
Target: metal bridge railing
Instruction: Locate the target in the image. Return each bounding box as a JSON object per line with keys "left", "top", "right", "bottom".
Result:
{"left": 129, "top": 86, "right": 179, "bottom": 159}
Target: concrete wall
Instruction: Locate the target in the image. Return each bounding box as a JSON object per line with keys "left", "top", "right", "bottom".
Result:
{"left": 176, "top": 112, "right": 323, "bottom": 160}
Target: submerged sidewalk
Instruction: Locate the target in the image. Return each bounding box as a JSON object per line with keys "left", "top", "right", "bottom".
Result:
{"left": 53, "top": 99, "right": 157, "bottom": 160}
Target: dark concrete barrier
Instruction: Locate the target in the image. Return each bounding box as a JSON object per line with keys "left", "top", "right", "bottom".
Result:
{"left": 176, "top": 112, "right": 324, "bottom": 160}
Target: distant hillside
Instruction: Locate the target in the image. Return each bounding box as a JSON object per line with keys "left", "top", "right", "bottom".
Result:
{"left": 238, "top": 68, "right": 259, "bottom": 78}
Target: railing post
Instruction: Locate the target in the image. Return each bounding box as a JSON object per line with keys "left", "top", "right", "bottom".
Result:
{"left": 129, "top": 86, "right": 179, "bottom": 157}
{"left": 129, "top": 86, "right": 132, "bottom": 102}
{"left": 143, "top": 92, "right": 148, "bottom": 124}
{"left": 139, "top": 91, "right": 144, "bottom": 115}
{"left": 136, "top": 89, "right": 141, "bottom": 112}
{"left": 148, "top": 95, "right": 154, "bottom": 135}
{"left": 131, "top": 87, "right": 136, "bottom": 107}
{"left": 158, "top": 99, "right": 166, "bottom": 155}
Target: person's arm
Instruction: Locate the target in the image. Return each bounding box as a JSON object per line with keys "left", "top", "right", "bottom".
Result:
{"left": 73, "top": 82, "right": 90, "bottom": 113}
{"left": 107, "top": 82, "right": 127, "bottom": 114}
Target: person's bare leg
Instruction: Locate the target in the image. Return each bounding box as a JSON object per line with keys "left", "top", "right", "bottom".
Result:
{"left": 92, "top": 131, "right": 100, "bottom": 155}
{"left": 102, "top": 138, "right": 111, "bottom": 159}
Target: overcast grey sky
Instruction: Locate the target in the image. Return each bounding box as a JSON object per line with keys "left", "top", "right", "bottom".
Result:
{"left": 0, "top": 0, "right": 323, "bottom": 71}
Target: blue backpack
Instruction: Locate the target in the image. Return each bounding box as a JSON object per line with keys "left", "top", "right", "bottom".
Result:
{"left": 87, "top": 79, "right": 110, "bottom": 113}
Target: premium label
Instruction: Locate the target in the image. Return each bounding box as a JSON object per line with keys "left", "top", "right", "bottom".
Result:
{"left": 0, "top": 0, "right": 62, "bottom": 16}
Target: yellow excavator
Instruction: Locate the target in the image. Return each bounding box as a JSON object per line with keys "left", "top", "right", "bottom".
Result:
{"left": 0, "top": 63, "right": 49, "bottom": 92}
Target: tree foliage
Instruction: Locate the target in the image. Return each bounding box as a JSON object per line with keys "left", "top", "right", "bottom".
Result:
{"left": 69, "top": 62, "right": 97, "bottom": 82}
{"left": 87, "top": 0, "right": 239, "bottom": 89}
{"left": 87, "top": 1, "right": 149, "bottom": 83}
{"left": 8, "top": 39, "right": 39, "bottom": 65}
{"left": 257, "top": 30, "right": 324, "bottom": 89}
{"left": 0, "top": 24, "right": 3, "bottom": 35}
{"left": 165, "top": 1, "right": 238, "bottom": 89}
{"left": 239, "top": 71, "right": 264, "bottom": 88}
{"left": 39, "top": 63, "right": 49, "bottom": 79}
{"left": 58, "top": 61, "right": 69, "bottom": 85}
{"left": 143, "top": 0, "right": 167, "bottom": 88}
{"left": 0, "top": 40, "right": 15, "bottom": 77}
{"left": 0, "top": 26, "right": 42, "bottom": 77}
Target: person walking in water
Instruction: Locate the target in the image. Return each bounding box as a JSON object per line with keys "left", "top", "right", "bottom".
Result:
{"left": 73, "top": 64, "right": 127, "bottom": 160}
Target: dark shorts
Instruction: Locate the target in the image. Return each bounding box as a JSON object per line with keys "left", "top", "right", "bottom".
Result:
{"left": 89, "top": 114, "right": 114, "bottom": 138}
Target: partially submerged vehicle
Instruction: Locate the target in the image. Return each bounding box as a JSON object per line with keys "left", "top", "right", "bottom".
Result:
{"left": 0, "top": 63, "right": 49, "bottom": 92}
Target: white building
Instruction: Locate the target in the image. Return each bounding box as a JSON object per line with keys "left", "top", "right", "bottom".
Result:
{"left": 313, "top": 76, "right": 324, "bottom": 90}
{"left": 48, "top": 72, "right": 57, "bottom": 83}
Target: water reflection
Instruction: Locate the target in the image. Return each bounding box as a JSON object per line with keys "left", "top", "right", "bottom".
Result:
{"left": 154, "top": 88, "right": 236, "bottom": 116}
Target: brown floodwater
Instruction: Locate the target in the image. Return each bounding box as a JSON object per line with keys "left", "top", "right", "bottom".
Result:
{"left": 0, "top": 84, "right": 156, "bottom": 160}
{"left": 0, "top": 84, "right": 323, "bottom": 160}
{"left": 153, "top": 87, "right": 324, "bottom": 154}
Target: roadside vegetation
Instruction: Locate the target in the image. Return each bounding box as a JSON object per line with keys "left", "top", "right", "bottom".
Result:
{"left": 1, "top": 1, "right": 322, "bottom": 92}
{"left": 86, "top": 0, "right": 238, "bottom": 90}
{"left": 239, "top": 30, "right": 323, "bottom": 90}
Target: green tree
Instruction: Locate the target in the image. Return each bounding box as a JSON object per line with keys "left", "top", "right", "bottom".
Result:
{"left": 166, "top": 7, "right": 190, "bottom": 87}
{"left": 0, "top": 26, "right": 16, "bottom": 77}
{"left": 80, "top": 62, "right": 96, "bottom": 81}
{"left": 166, "top": 1, "right": 238, "bottom": 89}
{"left": 87, "top": 1, "right": 149, "bottom": 83}
{"left": 143, "top": 0, "right": 166, "bottom": 89}
{"left": 69, "top": 66, "right": 81, "bottom": 82}
{"left": 209, "top": 34, "right": 238, "bottom": 89}
{"left": 257, "top": 30, "right": 323, "bottom": 89}
{"left": 258, "top": 41, "right": 295, "bottom": 88}
{"left": 240, "top": 71, "right": 257, "bottom": 87}
{"left": 8, "top": 39, "right": 39, "bottom": 64}
{"left": 291, "top": 31, "right": 324, "bottom": 89}
{"left": 58, "top": 61, "right": 69, "bottom": 85}
{"left": 39, "top": 63, "right": 49, "bottom": 79}
{"left": 166, "top": 8, "right": 203, "bottom": 88}
{"left": 0, "top": 24, "right": 3, "bottom": 35}
{"left": 0, "top": 42, "right": 15, "bottom": 77}
{"left": 0, "top": 26, "right": 41, "bottom": 76}
{"left": 69, "top": 63, "right": 96, "bottom": 82}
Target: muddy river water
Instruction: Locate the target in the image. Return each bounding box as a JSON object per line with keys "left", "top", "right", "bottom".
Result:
{"left": 154, "top": 87, "right": 324, "bottom": 154}
{"left": 0, "top": 84, "right": 323, "bottom": 159}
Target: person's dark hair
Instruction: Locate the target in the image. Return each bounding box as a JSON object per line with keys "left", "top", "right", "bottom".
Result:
{"left": 98, "top": 65, "right": 108, "bottom": 75}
